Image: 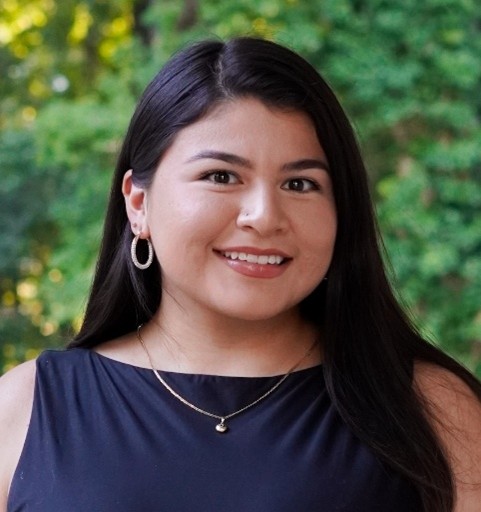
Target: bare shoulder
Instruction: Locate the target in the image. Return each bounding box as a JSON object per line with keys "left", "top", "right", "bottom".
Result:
{"left": 415, "top": 359, "right": 478, "bottom": 397}
{"left": 0, "top": 360, "right": 37, "bottom": 511}
{"left": 414, "top": 361, "right": 481, "bottom": 511}
{"left": 0, "top": 359, "right": 37, "bottom": 429}
{"left": 0, "top": 357, "right": 36, "bottom": 387}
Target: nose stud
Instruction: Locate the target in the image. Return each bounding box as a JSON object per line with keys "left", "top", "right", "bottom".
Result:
{"left": 238, "top": 210, "right": 251, "bottom": 223}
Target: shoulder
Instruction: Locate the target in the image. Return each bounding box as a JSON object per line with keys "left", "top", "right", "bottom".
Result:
{"left": 414, "top": 361, "right": 481, "bottom": 511}
{"left": 0, "top": 359, "right": 37, "bottom": 429}
{"left": 0, "top": 359, "right": 37, "bottom": 509}
{"left": 414, "top": 361, "right": 481, "bottom": 423}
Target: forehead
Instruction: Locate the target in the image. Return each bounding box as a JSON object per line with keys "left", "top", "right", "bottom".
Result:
{"left": 160, "top": 97, "right": 326, "bottom": 162}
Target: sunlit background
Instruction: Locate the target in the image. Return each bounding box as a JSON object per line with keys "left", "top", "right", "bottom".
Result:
{"left": 1, "top": 0, "right": 480, "bottom": 375}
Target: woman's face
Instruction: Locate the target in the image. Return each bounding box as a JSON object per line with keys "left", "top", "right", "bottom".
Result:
{"left": 126, "top": 98, "right": 337, "bottom": 322}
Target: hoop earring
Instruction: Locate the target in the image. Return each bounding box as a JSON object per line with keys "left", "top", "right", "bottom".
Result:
{"left": 131, "top": 234, "right": 154, "bottom": 270}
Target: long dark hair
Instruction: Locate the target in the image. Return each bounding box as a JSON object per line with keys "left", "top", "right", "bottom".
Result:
{"left": 70, "top": 37, "right": 481, "bottom": 511}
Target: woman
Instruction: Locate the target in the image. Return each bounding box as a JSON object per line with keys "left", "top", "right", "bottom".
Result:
{"left": 1, "top": 37, "right": 480, "bottom": 512}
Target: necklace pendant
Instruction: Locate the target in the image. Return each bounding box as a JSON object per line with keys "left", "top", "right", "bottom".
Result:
{"left": 215, "top": 418, "right": 228, "bottom": 433}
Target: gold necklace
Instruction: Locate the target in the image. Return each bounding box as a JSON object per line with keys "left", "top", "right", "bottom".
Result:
{"left": 137, "top": 325, "right": 318, "bottom": 433}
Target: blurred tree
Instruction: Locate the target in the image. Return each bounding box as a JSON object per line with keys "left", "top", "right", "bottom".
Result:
{"left": 1, "top": 0, "right": 480, "bottom": 375}
{"left": 0, "top": 0, "right": 139, "bottom": 369}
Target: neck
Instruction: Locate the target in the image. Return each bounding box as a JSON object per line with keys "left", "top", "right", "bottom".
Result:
{"left": 140, "top": 302, "right": 322, "bottom": 377}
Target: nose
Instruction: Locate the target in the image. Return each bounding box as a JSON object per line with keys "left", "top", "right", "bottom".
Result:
{"left": 236, "top": 186, "right": 288, "bottom": 236}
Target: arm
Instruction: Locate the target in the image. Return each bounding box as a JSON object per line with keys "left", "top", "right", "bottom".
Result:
{"left": 0, "top": 360, "right": 36, "bottom": 512}
{"left": 415, "top": 362, "right": 481, "bottom": 512}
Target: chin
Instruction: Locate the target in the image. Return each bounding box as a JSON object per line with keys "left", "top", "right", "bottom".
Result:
{"left": 213, "top": 303, "right": 298, "bottom": 323}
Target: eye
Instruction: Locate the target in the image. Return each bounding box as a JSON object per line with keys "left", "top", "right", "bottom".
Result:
{"left": 201, "top": 171, "right": 239, "bottom": 185}
{"left": 282, "top": 178, "right": 320, "bottom": 193}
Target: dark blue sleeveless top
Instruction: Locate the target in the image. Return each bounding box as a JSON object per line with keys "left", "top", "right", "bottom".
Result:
{"left": 8, "top": 349, "right": 422, "bottom": 511}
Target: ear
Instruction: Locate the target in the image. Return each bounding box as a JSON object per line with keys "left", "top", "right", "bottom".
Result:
{"left": 122, "top": 170, "right": 150, "bottom": 237}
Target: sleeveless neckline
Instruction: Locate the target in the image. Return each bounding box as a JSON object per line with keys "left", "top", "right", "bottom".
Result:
{"left": 87, "top": 346, "right": 323, "bottom": 380}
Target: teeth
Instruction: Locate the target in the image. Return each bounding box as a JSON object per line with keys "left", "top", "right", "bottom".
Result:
{"left": 223, "top": 251, "right": 285, "bottom": 265}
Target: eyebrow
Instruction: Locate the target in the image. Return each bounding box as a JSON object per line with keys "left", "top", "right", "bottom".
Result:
{"left": 185, "top": 150, "right": 251, "bottom": 167}
{"left": 185, "top": 150, "right": 330, "bottom": 172}
{"left": 281, "top": 159, "right": 329, "bottom": 173}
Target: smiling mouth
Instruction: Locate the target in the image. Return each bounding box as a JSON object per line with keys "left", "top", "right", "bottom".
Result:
{"left": 220, "top": 251, "right": 287, "bottom": 265}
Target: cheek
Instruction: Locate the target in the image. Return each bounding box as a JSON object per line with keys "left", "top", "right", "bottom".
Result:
{"left": 297, "top": 206, "right": 337, "bottom": 255}
{"left": 148, "top": 190, "right": 236, "bottom": 249}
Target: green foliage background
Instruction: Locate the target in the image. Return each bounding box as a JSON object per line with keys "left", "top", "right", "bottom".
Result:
{"left": 1, "top": 0, "right": 480, "bottom": 375}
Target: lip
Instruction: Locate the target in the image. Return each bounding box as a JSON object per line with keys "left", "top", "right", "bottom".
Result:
{"left": 215, "top": 246, "right": 291, "bottom": 258}
{"left": 214, "top": 247, "right": 292, "bottom": 279}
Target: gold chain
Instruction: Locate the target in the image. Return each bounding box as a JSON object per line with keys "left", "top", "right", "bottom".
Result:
{"left": 137, "top": 325, "right": 318, "bottom": 433}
